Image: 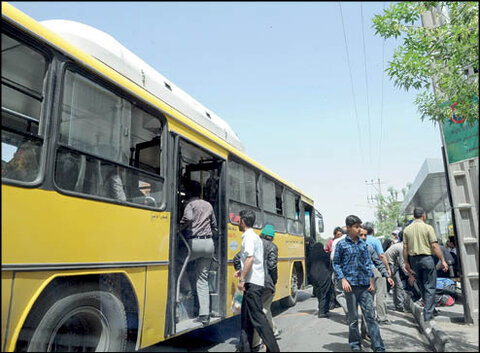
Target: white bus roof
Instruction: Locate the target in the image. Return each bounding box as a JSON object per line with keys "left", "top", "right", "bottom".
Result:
{"left": 40, "top": 19, "right": 244, "bottom": 152}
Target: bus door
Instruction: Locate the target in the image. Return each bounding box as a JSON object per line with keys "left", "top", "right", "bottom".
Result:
{"left": 169, "top": 137, "right": 227, "bottom": 335}
{"left": 302, "top": 202, "right": 315, "bottom": 285}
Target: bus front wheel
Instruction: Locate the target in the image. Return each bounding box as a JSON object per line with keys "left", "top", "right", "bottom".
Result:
{"left": 21, "top": 285, "right": 128, "bottom": 352}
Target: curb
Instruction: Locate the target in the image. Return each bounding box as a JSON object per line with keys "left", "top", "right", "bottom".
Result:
{"left": 407, "top": 297, "right": 449, "bottom": 352}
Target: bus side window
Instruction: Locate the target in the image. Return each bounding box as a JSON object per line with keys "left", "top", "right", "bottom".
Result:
{"left": 262, "top": 176, "right": 286, "bottom": 233}
{"left": 275, "top": 183, "right": 283, "bottom": 216}
{"left": 1, "top": 32, "right": 48, "bottom": 184}
{"left": 55, "top": 68, "right": 164, "bottom": 208}
{"left": 285, "top": 190, "right": 302, "bottom": 235}
{"left": 304, "top": 210, "right": 311, "bottom": 238}
{"left": 128, "top": 107, "right": 163, "bottom": 206}
{"left": 228, "top": 159, "right": 263, "bottom": 228}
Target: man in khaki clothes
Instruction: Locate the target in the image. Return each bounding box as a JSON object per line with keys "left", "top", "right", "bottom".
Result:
{"left": 403, "top": 207, "right": 448, "bottom": 325}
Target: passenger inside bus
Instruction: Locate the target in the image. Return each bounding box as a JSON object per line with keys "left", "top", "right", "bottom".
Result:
{"left": 2, "top": 138, "right": 41, "bottom": 182}
{"left": 178, "top": 180, "right": 217, "bottom": 325}
{"left": 103, "top": 165, "right": 127, "bottom": 201}
{"left": 204, "top": 169, "right": 219, "bottom": 212}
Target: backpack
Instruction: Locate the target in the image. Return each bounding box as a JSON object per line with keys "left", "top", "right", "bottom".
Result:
{"left": 436, "top": 278, "right": 457, "bottom": 298}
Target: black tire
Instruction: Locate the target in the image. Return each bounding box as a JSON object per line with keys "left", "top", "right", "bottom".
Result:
{"left": 22, "top": 285, "right": 127, "bottom": 352}
{"left": 281, "top": 268, "right": 299, "bottom": 308}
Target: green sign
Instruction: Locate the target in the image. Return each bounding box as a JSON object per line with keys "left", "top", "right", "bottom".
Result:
{"left": 442, "top": 120, "right": 479, "bottom": 164}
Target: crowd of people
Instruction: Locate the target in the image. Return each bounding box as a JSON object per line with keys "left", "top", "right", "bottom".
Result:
{"left": 303, "top": 207, "right": 453, "bottom": 352}
{"left": 181, "top": 189, "right": 454, "bottom": 352}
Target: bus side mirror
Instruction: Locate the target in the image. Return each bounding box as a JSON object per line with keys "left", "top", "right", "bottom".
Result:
{"left": 314, "top": 209, "right": 324, "bottom": 234}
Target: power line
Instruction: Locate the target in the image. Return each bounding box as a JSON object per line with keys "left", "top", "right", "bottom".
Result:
{"left": 360, "top": 2, "right": 372, "bottom": 167}
{"left": 339, "top": 2, "right": 364, "bottom": 164}
{"left": 378, "top": 2, "right": 386, "bottom": 179}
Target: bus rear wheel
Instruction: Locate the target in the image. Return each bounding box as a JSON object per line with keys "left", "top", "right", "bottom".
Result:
{"left": 281, "top": 268, "right": 299, "bottom": 308}
{"left": 22, "top": 285, "right": 127, "bottom": 352}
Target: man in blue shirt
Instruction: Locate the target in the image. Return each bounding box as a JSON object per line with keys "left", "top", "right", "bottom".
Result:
{"left": 333, "top": 215, "right": 385, "bottom": 352}
{"left": 362, "top": 222, "right": 392, "bottom": 325}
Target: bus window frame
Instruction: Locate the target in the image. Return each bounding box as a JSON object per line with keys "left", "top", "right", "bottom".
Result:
{"left": 260, "top": 175, "right": 288, "bottom": 233}
{"left": 275, "top": 182, "right": 284, "bottom": 217}
{"left": 51, "top": 60, "right": 168, "bottom": 211}
{"left": 227, "top": 158, "right": 259, "bottom": 208}
{"left": 284, "top": 188, "right": 304, "bottom": 237}
{"left": 227, "top": 156, "right": 264, "bottom": 229}
{"left": 1, "top": 25, "right": 55, "bottom": 188}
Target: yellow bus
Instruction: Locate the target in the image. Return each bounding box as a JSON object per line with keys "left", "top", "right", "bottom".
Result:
{"left": 1, "top": 3, "right": 323, "bottom": 351}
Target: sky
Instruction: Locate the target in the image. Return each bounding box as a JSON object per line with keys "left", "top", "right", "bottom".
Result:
{"left": 9, "top": 1, "right": 443, "bottom": 239}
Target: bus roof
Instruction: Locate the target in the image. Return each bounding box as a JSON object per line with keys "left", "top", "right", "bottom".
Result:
{"left": 40, "top": 19, "right": 245, "bottom": 153}
{"left": 2, "top": 2, "right": 314, "bottom": 205}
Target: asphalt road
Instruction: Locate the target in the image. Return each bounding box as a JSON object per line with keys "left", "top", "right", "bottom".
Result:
{"left": 140, "top": 287, "right": 433, "bottom": 352}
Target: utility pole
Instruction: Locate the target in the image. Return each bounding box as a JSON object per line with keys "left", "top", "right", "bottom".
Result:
{"left": 365, "top": 178, "right": 383, "bottom": 205}
{"left": 422, "top": 5, "right": 479, "bottom": 325}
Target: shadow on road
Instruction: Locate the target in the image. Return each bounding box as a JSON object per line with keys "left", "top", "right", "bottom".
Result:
{"left": 322, "top": 342, "right": 352, "bottom": 351}
{"left": 326, "top": 310, "right": 347, "bottom": 326}
{"left": 141, "top": 315, "right": 241, "bottom": 352}
{"left": 271, "top": 289, "right": 312, "bottom": 318}
{"left": 297, "top": 290, "right": 313, "bottom": 302}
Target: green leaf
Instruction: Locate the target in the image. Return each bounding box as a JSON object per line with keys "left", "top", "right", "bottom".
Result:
{"left": 372, "top": 1, "right": 479, "bottom": 123}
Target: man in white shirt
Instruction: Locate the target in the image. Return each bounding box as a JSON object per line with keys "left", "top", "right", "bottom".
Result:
{"left": 235, "top": 209, "right": 279, "bottom": 352}
{"left": 330, "top": 232, "right": 347, "bottom": 262}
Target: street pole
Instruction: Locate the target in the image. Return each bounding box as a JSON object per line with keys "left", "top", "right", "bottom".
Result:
{"left": 421, "top": 6, "right": 479, "bottom": 325}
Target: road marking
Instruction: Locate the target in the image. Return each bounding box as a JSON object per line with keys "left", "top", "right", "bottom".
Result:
{"left": 278, "top": 312, "right": 310, "bottom": 318}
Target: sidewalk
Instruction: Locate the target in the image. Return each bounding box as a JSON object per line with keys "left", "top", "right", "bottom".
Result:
{"left": 407, "top": 295, "right": 479, "bottom": 352}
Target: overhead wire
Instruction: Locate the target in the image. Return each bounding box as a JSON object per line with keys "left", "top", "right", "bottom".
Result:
{"left": 360, "top": 2, "right": 372, "bottom": 168}
{"left": 378, "top": 2, "right": 386, "bottom": 179}
{"left": 339, "top": 2, "right": 365, "bottom": 165}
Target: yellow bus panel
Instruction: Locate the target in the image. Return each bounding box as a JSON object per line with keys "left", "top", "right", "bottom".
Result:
{"left": 2, "top": 186, "right": 170, "bottom": 265}
{"left": 1, "top": 271, "right": 13, "bottom": 351}
{"left": 140, "top": 265, "right": 170, "bottom": 348}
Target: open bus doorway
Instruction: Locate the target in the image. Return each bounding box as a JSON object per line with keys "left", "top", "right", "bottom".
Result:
{"left": 171, "top": 138, "right": 226, "bottom": 334}
{"left": 303, "top": 204, "right": 324, "bottom": 286}
{"left": 303, "top": 203, "right": 315, "bottom": 286}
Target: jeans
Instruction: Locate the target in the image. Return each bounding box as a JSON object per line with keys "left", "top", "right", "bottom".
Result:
{"left": 409, "top": 255, "right": 436, "bottom": 321}
{"left": 390, "top": 264, "right": 407, "bottom": 311}
{"left": 345, "top": 286, "right": 385, "bottom": 352}
{"left": 239, "top": 283, "right": 279, "bottom": 352}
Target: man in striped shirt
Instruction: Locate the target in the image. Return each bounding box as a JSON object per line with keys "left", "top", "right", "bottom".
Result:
{"left": 333, "top": 215, "right": 385, "bottom": 352}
